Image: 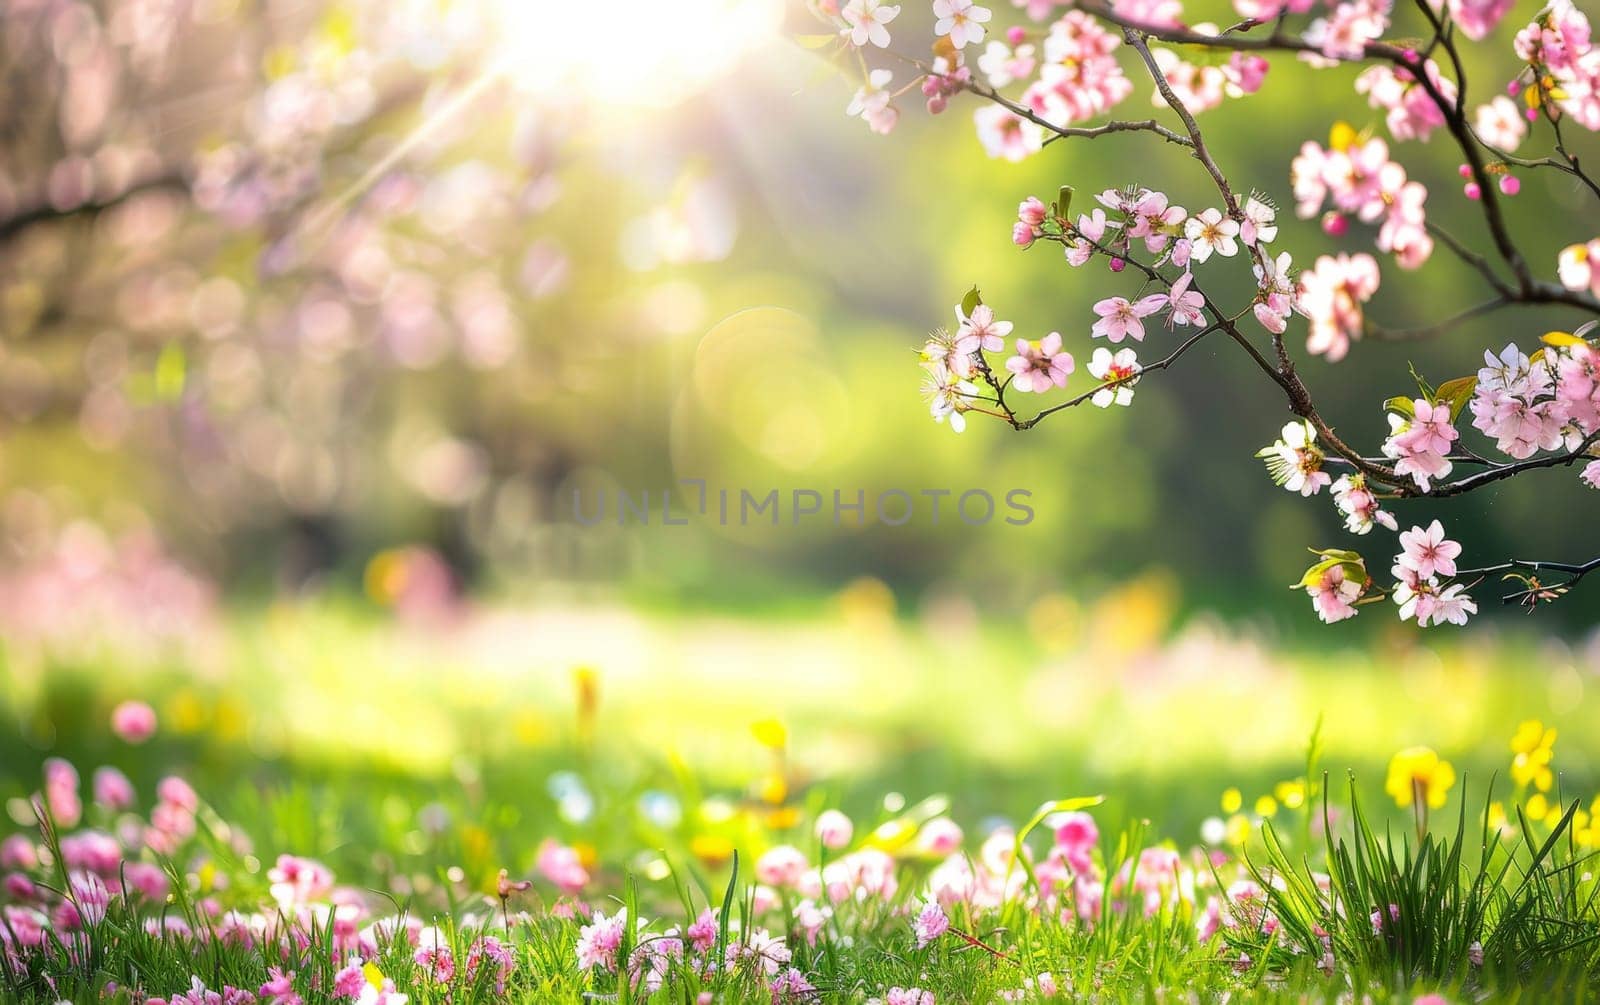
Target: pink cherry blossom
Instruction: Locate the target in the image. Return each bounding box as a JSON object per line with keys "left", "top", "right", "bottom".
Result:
{"left": 1091, "top": 295, "right": 1166, "bottom": 343}
{"left": 1430, "top": 583, "right": 1478, "bottom": 626}
{"left": 934, "top": 0, "right": 992, "bottom": 49}
{"left": 1019, "top": 13, "right": 1133, "bottom": 127}
{"left": 1126, "top": 190, "right": 1186, "bottom": 253}
{"left": 1474, "top": 94, "right": 1527, "bottom": 150}
{"left": 842, "top": 0, "right": 901, "bottom": 48}
{"left": 1396, "top": 399, "right": 1459, "bottom": 457}
{"left": 1306, "top": 562, "right": 1362, "bottom": 623}
{"left": 1438, "top": 0, "right": 1515, "bottom": 41}
{"left": 955, "top": 303, "right": 1013, "bottom": 354}
{"left": 847, "top": 69, "right": 900, "bottom": 134}
{"left": 1162, "top": 272, "right": 1206, "bottom": 328}
{"left": 974, "top": 104, "right": 1043, "bottom": 161}
{"left": 1005, "top": 332, "right": 1074, "bottom": 392}
{"left": 1299, "top": 253, "right": 1380, "bottom": 361}
{"left": 1558, "top": 240, "right": 1600, "bottom": 298}
{"left": 1332, "top": 473, "right": 1397, "bottom": 534}
{"left": 1398, "top": 519, "right": 1462, "bottom": 580}
{"left": 1257, "top": 420, "right": 1332, "bottom": 496}
{"left": 1305, "top": 0, "right": 1391, "bottom": 61}
{"left": 978, "top": 39, "right": 1037, "bottom": 87}
{"left": 1356, "top": 60, "right": 1456, "bottom": 142}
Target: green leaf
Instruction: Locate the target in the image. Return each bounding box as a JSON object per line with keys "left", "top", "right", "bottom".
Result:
{"left": 1308, "top": 547, "right": 1364, "bottom": 563}
{"left": 1056, "top": 185, "right": 1074, "bottom": 221}
{"left": 959, "top": 285, "right": 983, "bottom": 317}
{"left": 1383, "top": 396, "right": 1416, "bottom": 419}
{"left": 1407, "top": 361, "right": 1436, "bottom": 402}
{"left": 1295, "top": 552, "right": 1365, "bottom": 589}
{"left": 1434, "top": 375, "right": 1477, "bottom": 422}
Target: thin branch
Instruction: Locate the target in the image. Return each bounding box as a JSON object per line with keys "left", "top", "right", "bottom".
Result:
{"left": 1121, "top": 29, "right": 1240, "bottom": 217}
{"left": 1015, "top": 321, "right": 1223, "bottom": 428}
{"left": 1365, "top": 295, "right": 1509, "bottom": 341}
{"left": 1544, "top": 109, "right": 1600, "bottom": 201}
{"left": 1040, "top": 118, "right": 1195, "bottom": 148}
{"left": 1456, "top": 556, "right": 1600, "bottom": 607}
{"left": 0, "top": 171, "right": 188, "bottom": 244}
{"left": 1423, "top": 429, "right": 1600, "bottom": 498}
{"left": 893, "top": 51, "right": 1195, "bottom": 149}
{"left": 1120, "top": 25, "right": 1408, "bottom": 490}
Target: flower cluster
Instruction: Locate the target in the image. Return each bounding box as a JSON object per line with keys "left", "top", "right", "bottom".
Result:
{"left": 1515, "top": 0, "right": 1600, "bottom": 130}
{"left": 821, "top": 0, "right": 1600, "bottom": 625}
{"left": 1291, "top": 129, "right": 1432, "bottom": 268}
{"left": 1298, "top": 252, "right": 1380, "bottom": 361}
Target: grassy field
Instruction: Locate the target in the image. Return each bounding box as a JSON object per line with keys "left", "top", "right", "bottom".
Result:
{"left": 2, "top": 595, "right": 1600, "bottom": 1002}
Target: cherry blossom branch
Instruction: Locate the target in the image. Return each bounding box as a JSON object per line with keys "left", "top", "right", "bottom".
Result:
{"left": 951, "top": 63, "right": 1193, "bottom": 148}
{"left": 1396, "top": 20, "right": 1528, "bottom": 297}
{"left": 1542, "top": 110, "right": 1600, "bottom": 202}
{"left": 1085, "top": 0, "right": 1600, "bottom": 317}
{"left": 1120, "top": 29, "right": 1241, "bottom": 218}
{"left": 1015, "top": 322, "right": 1223, "bottom": 428}
{"left": 0, "top": 170, "right": 187, "bottom": 244}
{"left": 1422, "top": 220, "right": 1516, "bottom": 297}
{"left": 890, "top": 51, "right": 1194, "bottom": 149}
{"left": 1475, "top": 125, "right": 1600, "bottom": 202}
{"left": 1118, "top": 27, "right": 1410, "bottom": 491}
{"left": 1364, "top": 295, "right": 1510, "bottom": 341}
{"left": 1454, "top": 556, "right": 1600, "bottom": 607}
{"left": 1077, "top": 1, "right": 1407, "bottom": 61}
{"left": 1421, "top": 428, "right": 1600, "bottom": 498}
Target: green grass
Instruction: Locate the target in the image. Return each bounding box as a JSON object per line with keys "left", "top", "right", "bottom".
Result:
{"left": 2, "top": 600, "right": 1599, "bottom": 1001}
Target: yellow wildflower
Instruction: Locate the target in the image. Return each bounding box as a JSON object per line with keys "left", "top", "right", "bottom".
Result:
{"left": 1385, "top": 746, "right": 1456, "bottom": 810}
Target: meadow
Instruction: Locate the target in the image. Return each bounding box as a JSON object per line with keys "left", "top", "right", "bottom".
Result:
{"left": 4, "top": 0, "right": 1600, "bottom": 1001}
{"left": 3, "top": 583, "right": 1599, "bottom": 1003}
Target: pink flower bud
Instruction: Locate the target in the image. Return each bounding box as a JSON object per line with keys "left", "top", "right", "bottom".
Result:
{"left": 1464, "top": 182, "right": 1481, "bottom": 200}
{"left": 4, "top": 873, "right": 34, "bottom": 900}
{"left": 1499, "top": 175, "right": 1520, "bottom": 196}
{"left": 1012, "top": 221, "right": 1036, "bottom": 248}
{"left": 916, "top": 817, "right": 964, "bottom": 856}
{"left": 157, "top": 775, "right": 198, "bottom": 813}
{"left": 1017, "top": 196, "right": 1048, "bottom": 228}
{"left": 93, "top": 767, "right": 136, "bottom": 812}
{"left": 110, "top": 701, "right": 158, "bottom": 744}
{"left": 1006, "top": 25, "right": 1026, "bottom": 46}
{"left": 815, "top": 809, "right": 854, "bottom": 850}
{"left": 0, "top": 835, "right": 38, "bottom": 871}
{"left": 1457, "top": 163, "right": 1473, "bottom": 179}
{"left": 1321, "top": 212, "right": 1349, "bottom": 237}
{"left": 1109, "top": 257, "right": 1126, "bottom": 273}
